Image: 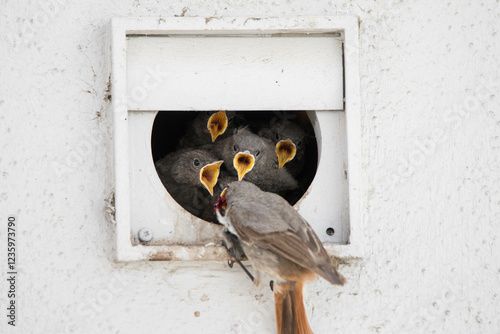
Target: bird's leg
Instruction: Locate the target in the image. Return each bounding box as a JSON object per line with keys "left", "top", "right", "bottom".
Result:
{"left": 222, "top": 231, "right": 246, "bottom": 262}
{"left": 221, "top": 232, "right": 237, "bottom": 267}
{"left": 221, "top": 239, "right": 254, "bottom": 283}
{"left": 221, "top": 240, "right": 235, "bottom": 268}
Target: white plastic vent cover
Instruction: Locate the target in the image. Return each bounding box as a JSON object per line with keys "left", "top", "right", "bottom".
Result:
{"left": 112, "top": 16, "right": 362, "bottom": 261}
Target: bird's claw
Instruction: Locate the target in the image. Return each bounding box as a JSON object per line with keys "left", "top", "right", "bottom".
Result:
{"left": 270, "top": 280, "right": 274, "bottom": 292}
{"left": 222, "top": 241, "right": 234, "bottom": 261}
{"left": 221, "top": 240, "right": 255, "bottom": 283}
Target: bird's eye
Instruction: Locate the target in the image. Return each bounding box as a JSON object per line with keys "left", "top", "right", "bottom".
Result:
{"left": 193, "top": 159, "right": 201, "bottom": 166}
{"left": 233, "top": 144, "right": 238, "bottom": 152}
{"left": 297, "top": 140, "right": 303, "bottom": 147}
{"left": 206, "top": 111, "right": 211, "bottom": 116}
{"left": 275, "top": 133, "right": 280, "bottom": 140}
{"left": 255, "top": 150, "right": 261, "bottom": 157}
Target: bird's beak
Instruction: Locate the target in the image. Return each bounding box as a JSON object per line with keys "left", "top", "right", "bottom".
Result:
{"left": 199, "top": 160, "right": 224, "bottom": 196}
{"left": 275, "top": 139, "right": 297, "bottom": 168}
{"left": 233, "top": 151, "right": 255, "bottom": 181}
{"left": 207, "top": 110, "right": 228, "bottom": 142}
{"left": 214, "top": 187, "right": 227, "bottom": 212}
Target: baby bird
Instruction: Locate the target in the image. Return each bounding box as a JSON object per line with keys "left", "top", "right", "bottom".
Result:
{"left": 259, "top": 119, "right": 308, "bottom": 178}
{"left": 212, "top": 127, "right": 298, "bottom": 195}
{"left": 155, "top": 148, "right": 223, "bottom": 218}
{"left": 179, "top": 110, "right": 240, "bottom": 148}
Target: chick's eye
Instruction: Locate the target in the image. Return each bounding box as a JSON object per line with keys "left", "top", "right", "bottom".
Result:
{"left": 297, "top": 140, "right": 303, "bottom": 147}
{"left": 275, "top": 133, "right": 280, "bottom": 140}
{"left": 193, "top": 159, "right": 201, "bottom": 166}
{"left": 206, "top": 111, "right": 211, "bottom": 116}
{"left": 255, "top": 150, "right": 261, "bottom": 157}
{"left": 233, "top": 144, "right": 238, "bottom": 152}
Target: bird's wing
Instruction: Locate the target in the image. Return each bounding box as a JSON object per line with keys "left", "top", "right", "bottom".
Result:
{"left": 228, "top": 193, "right": 332, "bottom": 278}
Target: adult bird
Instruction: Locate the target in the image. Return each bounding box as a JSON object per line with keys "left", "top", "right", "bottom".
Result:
{"left": 214, "top": 181, "right": 345, "bottom": 334}
{"left": 156, "top": 148, "right": 223, "bottom": 217}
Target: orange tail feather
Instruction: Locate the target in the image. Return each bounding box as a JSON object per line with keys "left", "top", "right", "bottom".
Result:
{"left": 274, "top": 281, "right": 313, "bottom": 334}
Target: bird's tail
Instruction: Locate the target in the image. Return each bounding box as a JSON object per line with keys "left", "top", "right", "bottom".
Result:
{"left": 274, "top": 280, "right": 313, "bottom": 334}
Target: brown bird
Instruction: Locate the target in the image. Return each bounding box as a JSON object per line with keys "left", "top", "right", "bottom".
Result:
{"left": 214, "top": 181, "right": 345, "bottom": 334}
{"left": 155, "top": 148, "right": 223, "bottom": 217}
{"left": 211, "top": 127, "right": 298, "bottom": 194}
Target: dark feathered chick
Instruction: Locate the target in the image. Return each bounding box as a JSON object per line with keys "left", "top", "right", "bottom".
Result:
{"left": 179, "top": 110, "right": 240, "bottom": 148}
{"left": 259, "top": 119, "right": 307, "bottom": 177}
{"left": 212, "top": 127, "right": 298, "bottom": 194}
{"left": 155, "top": 148, "right": 223, "bottom": 217}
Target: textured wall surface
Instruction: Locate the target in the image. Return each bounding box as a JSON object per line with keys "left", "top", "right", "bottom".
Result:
{"left": 1, "top": 0, "right": 499, "bottom": 333}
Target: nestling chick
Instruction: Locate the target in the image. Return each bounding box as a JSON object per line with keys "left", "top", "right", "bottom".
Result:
{"left": 212, "top": 127, "right": 298, "bottom": 194}
{"left": 155, "top": 148, "right": 223, "bottom": 217}
{"left": 179, "top": 110, "right": 240, "bottom": 148}
{"left": 259, "top": 119, "right": 307, "bottom": 177}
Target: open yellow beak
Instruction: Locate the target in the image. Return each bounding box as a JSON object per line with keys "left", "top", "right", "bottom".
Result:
{"left": 233, "top": 152, "right": 255, "bottom": 181}
{"left": 276, "top": 139, "right": 296, "bottom": 168}
{"left": 220, "top": 187, "right": 227, "bottom": 210}
{"left": 207, "top": 110, "right": 228, "bottom": 142}
{"left": 200, "top": 160, "right": 224, "bottom": 196}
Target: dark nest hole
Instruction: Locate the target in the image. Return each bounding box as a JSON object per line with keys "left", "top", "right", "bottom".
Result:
{"left": 151, "top": 111, "right": 318, "bottom": 220}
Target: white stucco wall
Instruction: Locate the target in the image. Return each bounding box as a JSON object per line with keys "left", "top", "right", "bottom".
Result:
{"left": 1, "top": 0, "right": 499, "bottom": 333}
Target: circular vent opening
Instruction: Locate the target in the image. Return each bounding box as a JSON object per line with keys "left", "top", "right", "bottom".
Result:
{"left": 151, "top": 111, "right": 318, "bottom": 223}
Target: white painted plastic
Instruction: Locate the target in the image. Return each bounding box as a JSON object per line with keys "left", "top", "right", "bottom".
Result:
{"left": 111, "top": 16, "right": 362, "bottom": 261}
{"left": 127, "top": 35, "right": 344, "bottom": 110}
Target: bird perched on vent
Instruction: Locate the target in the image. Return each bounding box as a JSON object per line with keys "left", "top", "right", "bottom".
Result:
{"left": 179, "top": 110, "right": 242, "bottom": 149}
{"left": 155, "top": 148, "right": 223, "bottom": 217}
{"left": 211, "top": 127, "right": 298, "bottom": 195}
{"left": 214, "top": 181, "right": 345, "bottom": 334}
{"left": 259, "top": 119, "right": 308, "bottom": 178}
